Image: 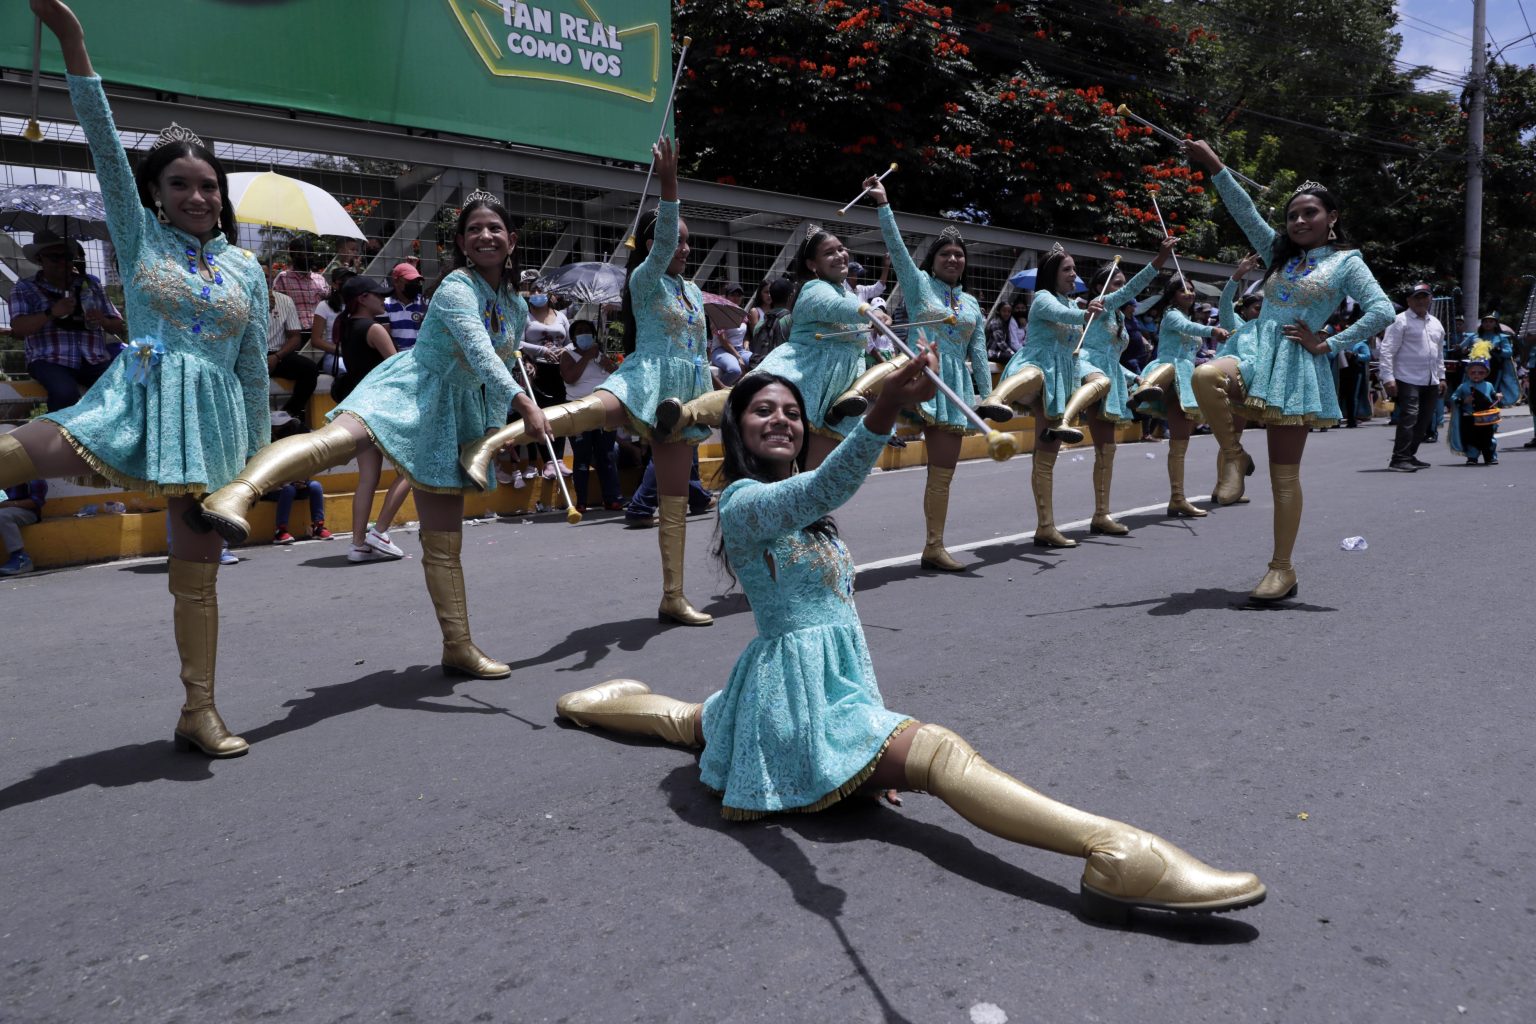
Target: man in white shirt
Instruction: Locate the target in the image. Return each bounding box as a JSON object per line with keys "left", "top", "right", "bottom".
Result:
{"left": 1377, "top": 282, "right": 1445, "bottom": 472}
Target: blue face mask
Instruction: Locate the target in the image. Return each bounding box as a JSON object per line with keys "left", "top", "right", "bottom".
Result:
{"left": 528, "top": 294, "right": 549, "bottom": 308}
{"left": 574, "top": 333, "right": 597, "bottom": 351}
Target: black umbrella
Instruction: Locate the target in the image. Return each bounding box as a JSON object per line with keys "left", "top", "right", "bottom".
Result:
{"left": 0, "top": 183, "right": 110, "bottom": 241}
{"left": 536, "top": 262, "right": 627, "bottom": 306}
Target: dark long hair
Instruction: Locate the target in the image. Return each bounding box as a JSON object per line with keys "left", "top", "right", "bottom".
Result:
{"left": 920, "top": 235, "right": 969, "bottom": 288}
{"left": 789, "top": 226, "right": 846, "bottom": 309}
{"left": 711, "top": 374, "right": 838, "bottom": 585}
{"left": 1147, "top": 273, "right": 1192, "bottom": 320}
{"left": 619, "top": 208, "right": 661, "bottom": 355}
{"left": 1035, "top": 247, "right": 1072, "bottom": 298}
{"left": 135, "top": 140, "right": 240, "bottom": 244}
{"left": 452, "top": 196, "right": 520, "bottom": 286}
{"left": 1089, "top": 261, "right": 1126, "bottom": 334}
{"left": 1263, "top": 185, "right": 1352, "bottom": 284}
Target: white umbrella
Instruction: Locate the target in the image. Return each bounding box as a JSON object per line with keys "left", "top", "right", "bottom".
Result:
{"left": 226, "top": 171, "right": 366, "bottom": 240}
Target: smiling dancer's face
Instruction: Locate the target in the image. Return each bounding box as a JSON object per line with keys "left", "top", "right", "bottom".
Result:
{"left": 458, "top": 208, "right": 515, "bottom": 275}
{"left": 1285, "top": 193, "right": 1335, "bottom": 249}
{"left": 805, "top": 236, "right": 850, "bottom": 284}
{"left": 741, "top": 383, "right": 804, "bottom": 474}
{"left": 154, "top": 156, "right": 222, "bottom": 240}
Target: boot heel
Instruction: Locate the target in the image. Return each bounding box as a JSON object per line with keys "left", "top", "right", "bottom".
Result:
{"left": 172, "top": 732, "right": 194, "bottom": 752}
{"left": 181, "top": 503, "right": 212, "bottom": 535}
{"left": 1078, "top": 885, "right": 1133, "bottom": 925}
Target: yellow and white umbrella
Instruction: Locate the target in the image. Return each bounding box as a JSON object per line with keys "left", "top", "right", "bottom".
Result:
{"left": 226, "top": 171, "right": 366, "bottom": 239}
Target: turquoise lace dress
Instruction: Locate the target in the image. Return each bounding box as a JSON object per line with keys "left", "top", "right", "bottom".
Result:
{"left": 598, "top": 200, "right": 711, "bottom": 444}
{"left": 1150, "top": 308, "right": 1214, "bottom": 416}
{"left": 330, "top": 268, "right": 526, "bottom": 493}
{"left": 699, "top": 422, "right": 913, "bottom": 819}
{"left": 1215, "top": 278, "right": 1260, "bottom": 365}
{"left": 41, "top": 75, "right": 269, "bottom": 496}
{"left": 876, "top": 206, "right": 989, "bottom": 432}
{"left": 751, "top": 279, "right": 870, "bottom": 438}
{"left": 1212, "top": 168, "right": 1394, "bottom": 425}
{"left": 1076, "top": 262, "right": 1160, "bottom": 422}
{"left": 1000, "top": 290, "right": 1095, "bottom": 419}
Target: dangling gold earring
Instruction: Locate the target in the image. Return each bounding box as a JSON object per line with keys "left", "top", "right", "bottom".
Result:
{"left": 1327, "top": 223, "right": 1337, "bottom": 242}
{"left": 155, "top": 199, "right": 170, "bottom": 225}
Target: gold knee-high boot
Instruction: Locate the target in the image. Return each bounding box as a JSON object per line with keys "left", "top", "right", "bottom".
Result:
{"left": 1128, "top": 362, "right": 1174, "bottom": 410}
{"left": 1089, "top": 443, "right": 1129, "bottom": 535}
{"left": 197, "top": 421, "right": 356, "bottom": 544}
{"left": 556, "top": 679, "right": 702, "bottom": 747}
{"left": 419, "top": 529, "right": 510, "bottom": 678}
{"left": 1044, "top": 376, "right": 1111, "bottom": 445}
{"left": 459, "top": 393, "right": 609, "bottom": 490}
{"left": 657, "top": 494, "right": 712, "bottom": 626}
{"left": 0, "top": 432, "right": 39, "bottom": 489}
{"left": 977, "top": 366, "right": 1043, "bottom": 423}
{"left": 920, "top": 464, "right": 965, "bottom": 571}
{"left": 903, "top": 724, "right": 1266, "bottom": 918}
{"left": 1250, "top": 463, "right": 1301, "bottom": 602}
{"left": 1191, "top": 364, "right": 1252, "bottom": 505}
{"left": 828, "top": 353, "right": 911, "bottom": 424}
{"left": 655, "top": 387, "right": 732, "bottom": 439}
{"left": 1214, "top": 447, "right": 1251, "bottom": 505}
{"left": 1031, "top": 448, "right": 1076, "bottom": 548}
{"left": 1166, "top": 439, "right": 1208, "bottom": 518}
{"left": 168, "top": 557, "right": 248, "bottom": 757}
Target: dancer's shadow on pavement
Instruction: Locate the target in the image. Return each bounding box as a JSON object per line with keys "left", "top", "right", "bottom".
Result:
{"left": 856, "top": 541, "right": 1063, "bottom": 593}
{"left": 0, "top": 668, "right": 538, "bottom": 814}
{"left": 504, "top": 593, "right": 752, "bottom": 674}
{"left": 1026, "top": 587, "right": 1336, "bottom": 618}
{"left": 656, "top": 765, "right": 1257, "bottom": 982}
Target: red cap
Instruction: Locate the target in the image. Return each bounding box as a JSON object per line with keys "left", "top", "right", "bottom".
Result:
{"left": 391, "top": 262, "right": 422, "bottom": 281}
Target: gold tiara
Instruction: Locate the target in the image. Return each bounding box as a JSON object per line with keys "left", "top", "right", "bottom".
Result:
{"left": 802, "top": 220, "right": 824, "bottom": 241}
{"left": 152, "top": 122, "right": 204, "bottom": 151}
{"left": 1293, "top": 180, "right": 1326, "bottom": 195}
{"left": 464, "top": 188, "right": 504, "bottom": 208}
{"left": 938, "top": 224, "right": 966, "bottom": 246}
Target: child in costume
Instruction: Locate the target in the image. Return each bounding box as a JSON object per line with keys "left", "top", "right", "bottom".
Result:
{"left": 1447, "top": 342, "right": 1505, "bottom": 465}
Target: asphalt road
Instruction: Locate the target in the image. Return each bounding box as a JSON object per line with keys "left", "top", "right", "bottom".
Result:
{"left": 3, "top": 414, "right": 1532, "bottom": 1024}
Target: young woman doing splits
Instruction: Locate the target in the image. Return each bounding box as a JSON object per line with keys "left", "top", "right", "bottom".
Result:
{"left": 1182, "top": 140, "right": 1393, "bottom": 601}
{"left": 0, "top": 1, "right": 269, "bottom": 757}
{"left": 551, "top": 351, "right": 1266, "bottom": 921}
{"left": 196, "top": 192, "right": 550, "bottom": 680}
{"left": 1136, "top": 275, "right": 1229, "bottom": 518}
{"left": 458, "top": 139, "right": 720, "bottom": 626}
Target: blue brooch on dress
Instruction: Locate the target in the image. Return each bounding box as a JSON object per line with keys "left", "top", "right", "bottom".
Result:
{"left": 1275, "top": 254, "right": 1318, "bottom": 303}
{"left": 184, "top": 247, "right": 222, "bottom": 335}
{"left": 123, "top": 337, "right": 165, "bottom": 385}
{"left": 483, "top": 298, "right": 503, "bottom": 335}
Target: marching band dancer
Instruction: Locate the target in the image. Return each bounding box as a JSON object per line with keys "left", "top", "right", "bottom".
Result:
{"left": 976, "top": 244, "right": 1102, "bottom": 547}
{"left": 1139, "top": 276, "right": 1229, "bottom": 519}
{"left": 196, "top": 190, "right": 548, "bottom": 679}
{"left": 859, "top": 175, "right": 990, "bottom": 570}
{"left": 749, "top": 223, "right": 893, "bottom": 470}
{"left": 1182, "top": 139, "right": 1393, "bottom": 601}
{"left": 3, "top": 0, "right": 269, "bottom": 756}
{"left": 551, "top": 356, "right": 1267, "bottom": 921}
{"left": 1067, "top": 239, "right": 1178, "bottom": 532}
{"left": 458, "top": 138, "right": 719, "bottom": 626}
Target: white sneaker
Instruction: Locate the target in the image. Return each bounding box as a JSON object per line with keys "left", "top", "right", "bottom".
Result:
{"left": 348, "top": 545, "right": 383, "bottom": 563}
{"left": 365, "top": 526, "right": 405, "bottom": 558}
{"left": 495, "top": 464, "right": 519, "bottom": 486}
{"left": 219, "top": 547, "right": 239, "bottom": 566}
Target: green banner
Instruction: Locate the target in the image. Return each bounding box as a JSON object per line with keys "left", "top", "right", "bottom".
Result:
{"left": 0, "top": 0, "right": 672, "bottom": 162}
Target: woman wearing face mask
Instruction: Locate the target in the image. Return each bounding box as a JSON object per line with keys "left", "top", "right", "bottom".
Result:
{"left": 550, "top": 352, "right": 1266, "bottom": 923}
{"left": 561, "top": 318, "right": 623, "bottom": 512}
{"left": 195, "top": 191, "right": 549, "bottom": 685}
{"left": 1061, "top": 239, "right": 1178, "bottom": 534}
{"left": 458, "top": 138, "right": 718, "bottom": 626}
{"left": 1, "top": 0, "right": 269, "bottom": 757}
{"left": 1182, "top": 139, "right": 1393, "bottom": 601}
{"left": 974, "top": 245, "right": 1104, "bottom": 548}
{"left": 1136, "top": 274, "right": 1229, "bottom": 520}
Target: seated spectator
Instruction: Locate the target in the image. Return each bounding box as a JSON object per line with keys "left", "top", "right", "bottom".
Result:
{"left": 7, "top": 231, "right": 125, "bottom": 412}
{"left": 266, "top": 274, "right": 320, "bottom": 425}
{"left": 562, "top": 318, "right": 623, "bottom": 512}
{"left": 624, "top": 449, "right": 714, "bottom": 526}
{"left": 986, "top": 301, "right": 1016, "bottom": 363}
{"left": 0, "top": 475, "right": 46, "bottom": 576}
{"left": 384, "top": 262, "right": 427, "bottom": 351}
{"left": 749, "top": 277, "right": 793, "bottom": 368}
{"left": 710, "top": 320, "right": 750, "bottom": 386}
{"left": 268, "top": 479, "right": 331, "bottom": 544}
{"left": 310, "top": 267, "right": 357, "bottom": 377}
{"left": 272, "top": 235, "right": 329, "bottom": 337}
{"left": 323, "top": 237, "right": 364, "bottom": 278}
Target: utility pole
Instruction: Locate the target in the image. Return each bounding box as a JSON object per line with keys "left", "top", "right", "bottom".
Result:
{"left": 1462, "top": 0, "right": 1487, "bottom": 323}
